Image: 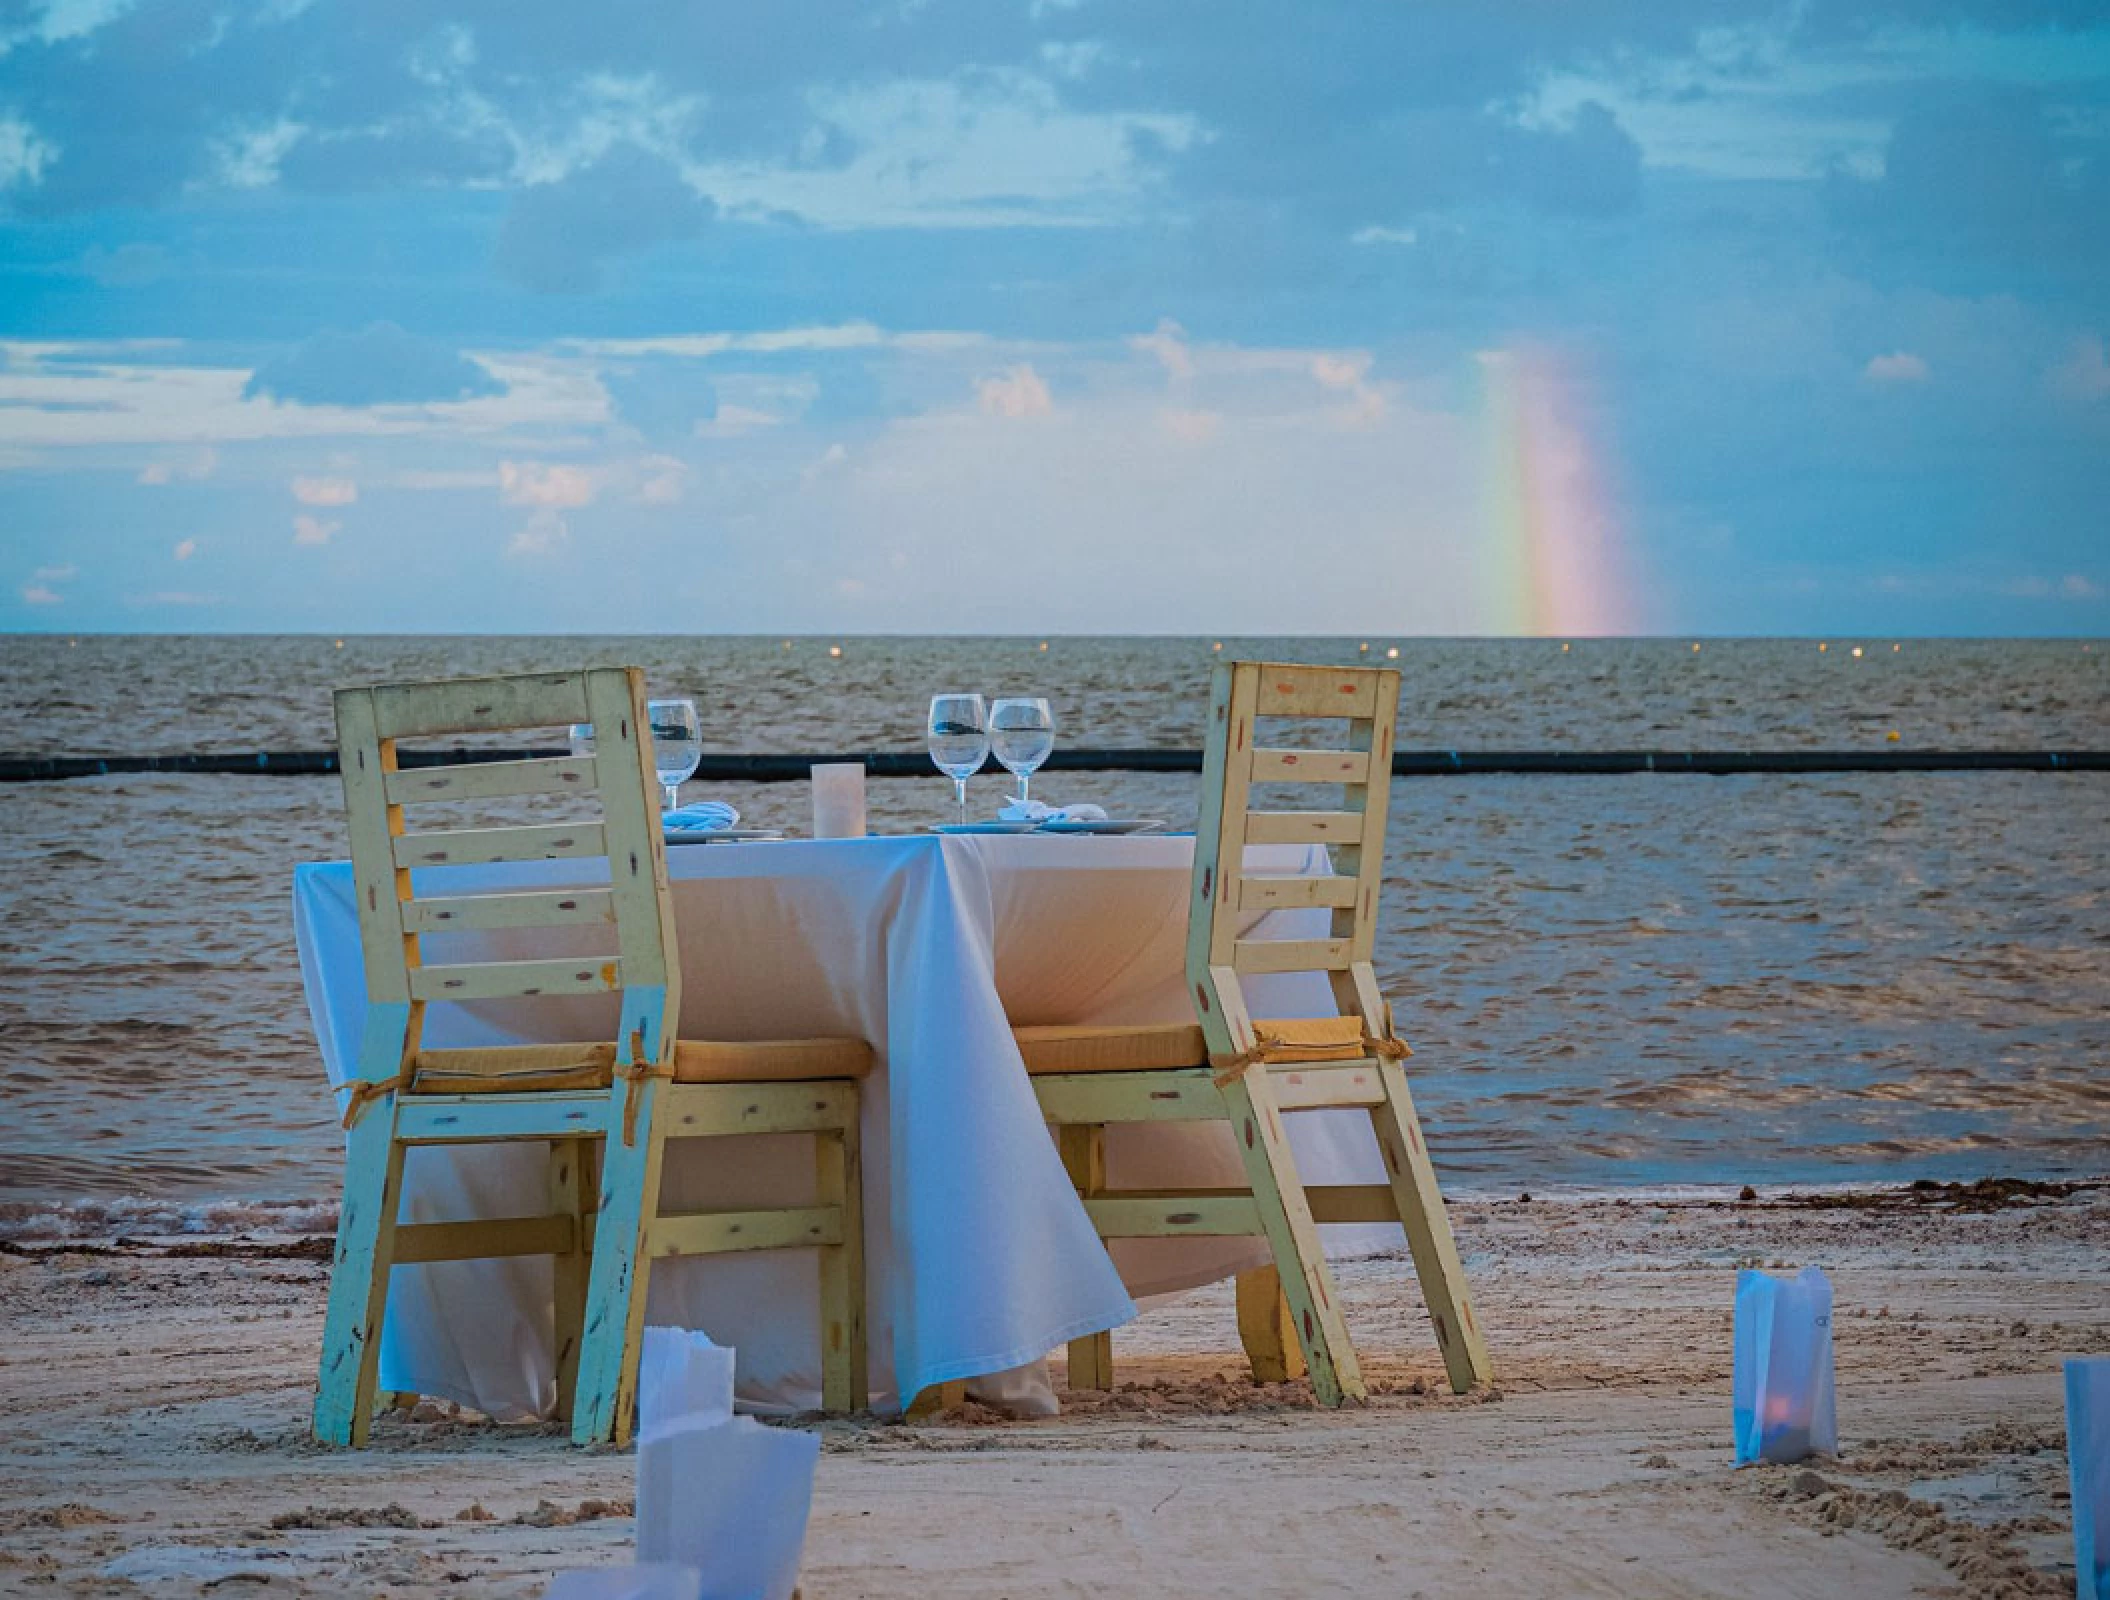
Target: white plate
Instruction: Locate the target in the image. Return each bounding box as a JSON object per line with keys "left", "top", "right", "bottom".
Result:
{"left": 665, "top": 828, "right": 784, "bottom": 845}
{"left": 1037, "top": 818, "right": 1168, "bottom": 835}
{"left": 930, "top": 820, "right": 1043, "bottom": 834}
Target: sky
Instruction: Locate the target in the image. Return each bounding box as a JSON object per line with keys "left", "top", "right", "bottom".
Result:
{"left": 0, "top": 1, "right": 2106, "bottom": 636}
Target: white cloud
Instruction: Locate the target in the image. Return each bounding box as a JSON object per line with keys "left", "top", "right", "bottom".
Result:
{"left": 381, "top": 469, "right": 500, "bottom": 491}
{"left": 138, "top": 447, "right": 219, "bottom": 484}
{"left": 173, "top": 538, "right": 198, "bottom": 560}
{"left": 19, "top": 584, "right": 60, "bottom": 605}
{"left": 1864, "top": 352, "right": 1931, "bottom": 385}
{"left": 2054, "top": 336, "right": 2110, "bottom": 402}
{"left": 773, "top": 354, "right": 1482, "bottom": 632}
{"left": 1160, "top": 408, "right": 1221, "bottom": 443}
{"left": 0, "top": 345, "right": 595, "bottom": 450}
{"left": 1311, "top": 353, "right": 1369, "bottom": 390}
{"left": 2061, "top": 574, "right": 2103, "bottom": 599}
{"left": 499, "top": 460, "right": 595, "bottom": 508}
{"left": 0, "top": 115, "right": 53, "bottom": 191}
{"left": 694, "top": 404, "right": 787, "bottom": 438}
{"left": 635, "top": 456, "right": 687, "bottom": 505}
{"left": 125, "top": 591, "right": 223, "bottom": 607}
{"left": 682, "top": 74, "right": 1198, "bottom": 229}
{"left": 1131, "top": 320, "right": 1194, "bottom": 383}
{"left": 977, "top": 364, "right": 1053, "bottom": 419}
{"left": 293, "top": 514, "right": 339, "bottom": 546}
{"left": 32, "top": 564, "right": 78, "bottom": 582}
{"left": 507, "top": 509, "right": 570, "bottom": 557}
{"left": 291, "top": 474, "right": 358, "bottom": 506}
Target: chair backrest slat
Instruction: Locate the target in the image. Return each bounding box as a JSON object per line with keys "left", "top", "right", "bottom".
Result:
{"left": 370, "top": 672, "right": 591, "bottom": 740}
{"left": 334, "top": 665, "right": 677, "bottom": 1081}
{"left": 1251, "top": 666, "right": 1381, "bottom": 720}
{"left": 407, "top": 956, "right": 623, "bottom": 1004}
{"left": 385, "top": 755, "right": 599, "bottom": 805}
{"left": 1248, "top": 748, "right": 1371, "bottom": 784}
{"left": 391, "top": 821, "right": 608, "bottom": 870}
{"left": 400, "top": 888, "right": 617, "bottom": 935}
{"left": 1242, "top": 810, "right": 1363, "bottom": 846}
{"left": 1232, "top": 935, "right": 1353, "bottom": 975}
{"left": 1236, "top": 874, "right": 1360, "bottom": 912}
{"left": 1186, "top": 660, "right": 1402, "bottom": 1060}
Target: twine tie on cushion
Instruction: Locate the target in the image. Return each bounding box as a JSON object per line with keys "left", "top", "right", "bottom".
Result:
{"left": 1210, "top": 1014, "right": 1411, "bottom": 1088}
{"left": 620, "top": 1026, "right": 675, "bottom": 1146}
{"left": 340, "top": 1071, "right": 412, "bottom": 1129}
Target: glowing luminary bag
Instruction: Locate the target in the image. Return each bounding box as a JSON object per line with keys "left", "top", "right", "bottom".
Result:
{"left": 2070, "top": 1360, "right": 2110, "bottom": 1600}
{"left": 635, "top": 1327, "right": 819, "bottom": 1600}
{"left": 1732, "top": 1266, "right": 1837, "bottom": 1466}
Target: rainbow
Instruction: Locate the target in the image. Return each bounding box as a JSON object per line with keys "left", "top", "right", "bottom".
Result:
{"left": 1474, "top": 345, "right": 1640, "bottom": 636}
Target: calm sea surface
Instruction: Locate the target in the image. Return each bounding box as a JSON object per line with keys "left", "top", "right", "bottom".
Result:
{"left": 1, "top": 635, "right": 2104, "bottom": 1224}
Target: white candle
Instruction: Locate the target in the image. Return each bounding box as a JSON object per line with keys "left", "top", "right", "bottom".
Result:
{"left": 810, "top": 763, "right": 867, "bottom": 839}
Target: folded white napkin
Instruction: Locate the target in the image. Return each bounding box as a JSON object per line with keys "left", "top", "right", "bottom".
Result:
{"left": 998, "top": 799, "right": 1109, "bottom": 824}
{"left": 664, "top": 800, "right": 741, "bottom": 833}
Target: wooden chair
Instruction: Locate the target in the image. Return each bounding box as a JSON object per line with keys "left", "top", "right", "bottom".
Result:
{"left": 314, "top": 667, "right": 868, "bottom": 1447}
{"left": 1022, "top": 661, "right": 1491, "bottom": 1404}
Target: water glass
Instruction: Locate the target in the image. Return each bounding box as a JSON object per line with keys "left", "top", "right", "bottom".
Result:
{"left": 988, "top": 698, "right": 1055, "bottom": 804}
{"left": 647, "top": 698, "right": 702, "bottom": 812}
{"left": 926, "top": 694, "right": 989, "bottom": 825}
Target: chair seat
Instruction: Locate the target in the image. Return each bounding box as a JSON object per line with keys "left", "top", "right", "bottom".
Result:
{"left": 1015, "top": 1015, "right": 1385, "bottom": 1076}
{"left": 1014, "top": 1022, "right": 1206, "bottom": 1074}
{"left": 409, "top": 1036, "right": 873, "bottom": 1095}
{"left": 673, "top": 1036, "right": 873, "bottom": 1083}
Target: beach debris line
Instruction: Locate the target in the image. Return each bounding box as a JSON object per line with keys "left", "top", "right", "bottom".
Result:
{"left": 1733, "top": 1266, "right": 1837, "bottom": 1466}
{"left": 2069, "top": 1360, "right": 2110, "bottom": 1600}
{"left": 545, "top": 1567, "right": 707, "bottom": 1600}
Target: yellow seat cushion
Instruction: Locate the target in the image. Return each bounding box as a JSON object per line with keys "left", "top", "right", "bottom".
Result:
{"left": 1013, "top": 1023, "right": 1206, "bottom": 1074}
{"left": 672, "top": 1036, "right": 873, "bottom": 1084}
{"left": 410, "top": 1036, "right": 872, "bottom": 1094}
{"left": 1013, "top": 1015, "right": 1383, "bottom": 1075}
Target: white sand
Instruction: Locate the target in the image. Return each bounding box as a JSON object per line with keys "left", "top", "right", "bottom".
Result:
{"left": 2, "top": 1184, "right": 2103, "bottom": 1598}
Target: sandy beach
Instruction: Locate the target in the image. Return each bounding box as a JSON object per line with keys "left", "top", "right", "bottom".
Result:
{"left": 3, "top": 1181, "right": 2103, "bottom": 1599}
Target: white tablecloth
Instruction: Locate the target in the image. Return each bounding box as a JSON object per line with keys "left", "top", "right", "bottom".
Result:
{"left": 293, "top": 834, "right": 1381, "bottom": 1416}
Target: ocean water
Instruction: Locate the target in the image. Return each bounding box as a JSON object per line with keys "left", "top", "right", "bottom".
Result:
{"left": 0, "top": 635, "right": 2104, "bottom": 1225}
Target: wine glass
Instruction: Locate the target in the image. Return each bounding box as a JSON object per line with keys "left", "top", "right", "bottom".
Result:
{"left": 646, "top": 698, "right": 702, "bottom": 812}
{"left": 926, "top": 694, "right": 989, "bottom": 826}
{"left": 988, "top": 697, "right": 1054, "bottom": 805}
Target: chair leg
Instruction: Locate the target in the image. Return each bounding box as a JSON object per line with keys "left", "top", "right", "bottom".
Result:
{"left": 313, "top": 1102, "right": 408, "bottom": 1446}
{"left": 1220, "top": 1069, "right": 1366, "bottom": 1406}
{"left": 815, "top": 1103, "right": 868, "bottom": 1413}
{"left": 1235, "top": 1265, "right": 1307, "bottom": 1384}
{"left": 548, "top": 1137, "right": 592, "bottom": 1425}
{"left": 1368, "top": 1061, "right": 1493, "bottom": 1393}
{"left": 908, "top": 1381, "right": 968, "bottom": 1416}
{"left": 1056, "top": 1124, "right": 1113, "bottom": 1390}
{"left": 571, "top": 1097, "right": 669, "bottom": 1447}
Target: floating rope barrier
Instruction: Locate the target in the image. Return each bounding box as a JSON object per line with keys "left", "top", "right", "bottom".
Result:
{"left": 2, "top": 748, "right": 2103, "bottom": 782}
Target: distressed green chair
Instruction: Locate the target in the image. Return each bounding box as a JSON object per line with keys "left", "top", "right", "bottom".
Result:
{"left": 1021, "top": 660, "right": 1491, "bottom": 1403}
{"left": 315, "top": 666, "right": 868, "bottom": 1446}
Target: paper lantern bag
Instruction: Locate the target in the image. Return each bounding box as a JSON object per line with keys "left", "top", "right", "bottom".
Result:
{"left": 635, "top": 1327, "right": 819, "bottom": 1600}
{"left": 2070, "top": 1360, "right": 2110, "bottom": 1600}
{"left": 1732, "top": 1266, "right": 1837, "bottom": 1466}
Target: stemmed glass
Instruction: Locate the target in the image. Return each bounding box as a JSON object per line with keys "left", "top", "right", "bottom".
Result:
{"left": 988, "top": 698, "right": 1054, "bottom": 805}
{"left": 926, "top": 694, "right": 989, "bottom": 826}
{"left": 647, "top": 698, "right": 702, "bottom": 812}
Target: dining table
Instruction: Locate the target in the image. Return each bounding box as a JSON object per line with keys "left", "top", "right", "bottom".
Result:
{"left": 293, "top": 831, "right": 1390, "bottom": 1418}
